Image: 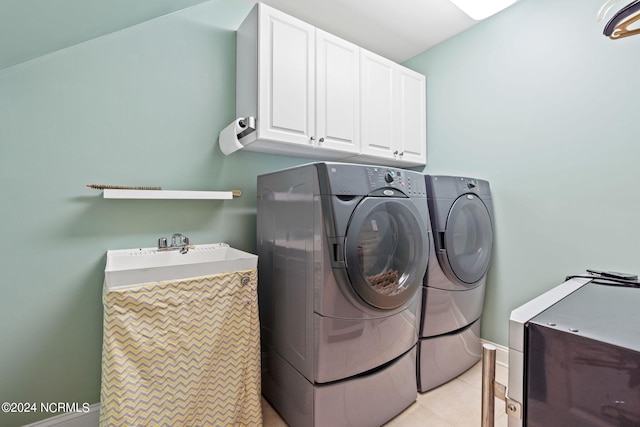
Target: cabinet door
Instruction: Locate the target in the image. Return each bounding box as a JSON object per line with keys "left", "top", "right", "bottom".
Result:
{"left": 359, "top": 49, "right": 397, "bottom": 160}
{"left": 315, "top": 29, "right": 360, "bottom": 154}
{"left": 258, "top": 5, "right": 315, "bottom": 146}
{"left": 397, "top": 67, "right": 426, "bottom": 164}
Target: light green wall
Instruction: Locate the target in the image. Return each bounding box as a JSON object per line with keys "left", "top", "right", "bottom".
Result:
{"left": 0, "top": 1, "right": 309, "bottom": 425}
{"left": 404, "top": 0, "right": 640, "bottom": 346}
{"left": 0, "top": 0, "right": 212, "bottom": 70}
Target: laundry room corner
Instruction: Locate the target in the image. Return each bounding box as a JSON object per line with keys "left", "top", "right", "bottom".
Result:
{"left": 403, "top": 0, "right": 640, "bottom": 347}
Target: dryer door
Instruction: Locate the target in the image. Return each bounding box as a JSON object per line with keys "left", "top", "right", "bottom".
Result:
{"left": 444, "top": 194, "right": 493, "bottom": 285}
{"left": 345, "top": 197, "right": 428, "bottom": 310}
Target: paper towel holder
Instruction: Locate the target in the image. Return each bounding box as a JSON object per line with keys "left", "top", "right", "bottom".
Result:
{"left": 237, "top": 116, "right": 256, "bottom": 140}
{"left": 218, "top": 116, "right": 257, "bottom": 156}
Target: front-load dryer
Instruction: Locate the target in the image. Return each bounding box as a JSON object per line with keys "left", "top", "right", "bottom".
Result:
{"left": 418, "top": 175, "right": 494, "bottom": 392}
{"left": 257, "top": 162, "right": 430, "bottom": 426}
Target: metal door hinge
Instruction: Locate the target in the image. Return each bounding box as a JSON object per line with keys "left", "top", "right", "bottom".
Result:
{"left": 482, "top": 344, "right": 522, "bottom": 427}
{"left": 505, "top": 396, "right": 522, "bottom": 420}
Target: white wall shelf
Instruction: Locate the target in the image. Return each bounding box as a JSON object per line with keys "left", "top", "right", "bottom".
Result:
{"left": 102, "top": 189, "right": 241, "bottom": 200}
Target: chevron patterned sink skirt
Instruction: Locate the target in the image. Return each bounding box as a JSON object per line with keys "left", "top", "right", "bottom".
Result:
{"left": 99, "top": 268, "right": 262, "bottom": 426}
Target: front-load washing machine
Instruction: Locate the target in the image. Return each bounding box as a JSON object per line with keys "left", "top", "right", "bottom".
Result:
{"left": 257, "top": 162, "right": 430, "bottom": 426}
{"left": 418, "top": 175, "right": 494, "bottom": 392}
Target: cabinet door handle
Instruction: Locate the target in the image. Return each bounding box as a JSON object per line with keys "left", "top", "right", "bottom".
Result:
{"left": 399, "top": 151, "right": 404, "bottom": 156}
{"left": 309, "top": 136, "right": 315, "bottom": 144}
{"left": 393, "top": 150, "right": 399, "bottom": 155}
{"left": 319, "top": 137, "right": 324, "bottom": 144}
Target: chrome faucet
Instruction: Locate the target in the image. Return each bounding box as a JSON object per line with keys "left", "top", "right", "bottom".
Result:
{"left": 157, "top": 233, "right": 190, "bottom": 254}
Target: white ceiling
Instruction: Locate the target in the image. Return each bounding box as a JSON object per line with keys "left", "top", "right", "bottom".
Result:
{"left": 255, "top": 0, "right": 479, "bottom": 62}
{"left": 0, "top": 0, "right": 481, "bottom": 71}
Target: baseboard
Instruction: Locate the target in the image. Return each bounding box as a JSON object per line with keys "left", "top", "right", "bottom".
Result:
{"left": 481, "top": 339, "right": 509, "bottom": 368}
{"left": 22, "top": 403, "right": 99, "bottom": 427}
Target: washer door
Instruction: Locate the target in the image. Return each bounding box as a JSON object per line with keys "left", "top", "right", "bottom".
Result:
{"left": 444, "top": 194, "right": 493, "bottom": 285}
{"left": 345, "top": 198, "right": 428, "bottom": 310}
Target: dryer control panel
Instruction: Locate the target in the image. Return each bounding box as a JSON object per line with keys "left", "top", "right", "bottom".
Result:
{"left": 427, "top": 175, "right": 491, "bottom": 199}
{"left": 454, "top": 177, "right": 491, "bottom": 198}
{"left": 456, "top": 177, "right": 481, "bottom": 194}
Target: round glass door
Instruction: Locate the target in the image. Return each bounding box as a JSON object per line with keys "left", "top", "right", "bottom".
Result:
{"left": 445, "top": 194, "right": 493, "bottom": 284}
{"left": 345, "top": 198, "right": 428, "bottom": 310}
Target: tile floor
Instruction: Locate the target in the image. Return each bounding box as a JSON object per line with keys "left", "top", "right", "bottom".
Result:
{"left": 261, "top": 361, "right": 509, "bottom": 427}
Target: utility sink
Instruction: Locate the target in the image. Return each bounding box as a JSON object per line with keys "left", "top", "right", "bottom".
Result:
{"left": 105, "top": 243, "right": 258, "bottom": 289}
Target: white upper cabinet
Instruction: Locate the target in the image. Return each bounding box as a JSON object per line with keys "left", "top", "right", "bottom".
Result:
{"left": 397, "top": 67, "right": 427, "bottom": 165}
{"left": 257, "top": 5, "right": 315, "bottom": 147}
{"left": 315, "top": 29, "right": 360, "bottom": 154}
{"left": 358, "top": 49, "right": 427, "bottom": 165}
{"left": 234, "top": 3, "right": 425, "bottom": 166}
{"left": 359, "top": 49, "right": 397, "bottom": 160}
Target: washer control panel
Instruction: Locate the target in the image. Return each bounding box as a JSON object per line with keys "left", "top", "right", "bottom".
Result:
{"left": 322, "top": 163, "right": 426, "bottom": 197}
{"left": 366, "top": 167, "right": 426, "bottom": 197}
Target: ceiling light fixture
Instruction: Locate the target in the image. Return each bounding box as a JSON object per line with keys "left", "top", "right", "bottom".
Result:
{"left": 449, "top": 0, "right": 518, "bottom": 20}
